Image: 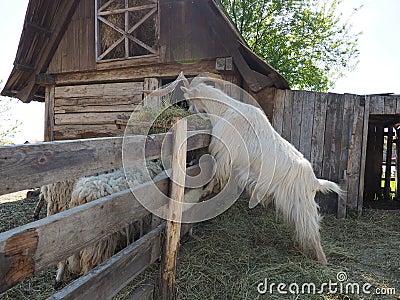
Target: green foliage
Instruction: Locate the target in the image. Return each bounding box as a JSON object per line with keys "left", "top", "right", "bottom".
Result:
{"left": 220, "top": 0, "right": 361, "bottom": 91}
{"left": 0, "top": 82, "right": 20, "bottom": 145}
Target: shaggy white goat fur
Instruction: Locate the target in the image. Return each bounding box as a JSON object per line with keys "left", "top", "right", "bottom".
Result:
{"left": 181, "top": 81, "right": 342, "bottom": 264}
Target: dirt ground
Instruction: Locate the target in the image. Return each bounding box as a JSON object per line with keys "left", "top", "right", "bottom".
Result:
{"left": 0, "top": 195, "right": 399, "bottom": 300}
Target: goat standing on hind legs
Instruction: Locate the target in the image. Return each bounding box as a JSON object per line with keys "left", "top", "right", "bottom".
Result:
{"left": 173, "top": 72, "right": 343, "bottom": 264}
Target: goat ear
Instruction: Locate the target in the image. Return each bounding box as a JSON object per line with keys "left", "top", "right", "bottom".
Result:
{"left": 181, "top": 86, "right": 189, "bottom": 93}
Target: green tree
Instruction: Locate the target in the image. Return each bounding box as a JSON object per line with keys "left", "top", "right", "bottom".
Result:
{"left": 220, "top": 0, "right": 360, "bottom": 91}
{"left": 0, "top": 82, "right": 20, "bottom": 145}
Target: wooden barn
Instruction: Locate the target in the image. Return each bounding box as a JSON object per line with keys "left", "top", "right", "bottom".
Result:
{"left": 1, "top": 0, "right": 288, "bottom": 141}
{"left": 2, "top": 0, "right": 400, "bottom": 218}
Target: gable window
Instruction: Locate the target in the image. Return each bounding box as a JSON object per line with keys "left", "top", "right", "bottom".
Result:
{"left": 95, "top": 0, "right": 158, "bottom": 61}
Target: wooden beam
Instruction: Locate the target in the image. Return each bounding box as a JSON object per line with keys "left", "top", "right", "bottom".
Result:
{"left": 357, "top": 96, "right": 370, "bottom": 216}
{"left": 24, "top": 21, "right": 51, "bottom": 36}
{"left": 0, "top": 165, "right": 202, "bottom": 294}
{"left": 384, "top": 126, "right": 394, "bottom": 200}
{"left": 0, "top": 177, "right": 168, "bottom": 293}
{"left": 47, "top": 224, "right": 164, "bottom": 300}
{"left": 0, "top": 130, "right": 210, "bottom": 195}
{"left": 44, "top": 85, "right": 55, "bottom": 142}
{"left": 98, "top": 4, "right": 157, "bottom": 16}
{"left": 54, "top": 60, "right": 217, "bottom": 85}
{"left": 160, "top": 118, "right": 187, "bottom": 300}
{"left": 16, "top": 0, "right": 81, "bottom": 102}
{"left": 396, "top": 128, "right": 400, "bottom": 198}
{"left": 14, "top": 63, "right": 34, "bottom": 73}
{"left": 36, "top": 74, "right": 56, "bottom": 86}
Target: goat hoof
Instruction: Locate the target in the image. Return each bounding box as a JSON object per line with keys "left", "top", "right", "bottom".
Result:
{"left": 54, "top": 280, "right": 63, "bottom": 290}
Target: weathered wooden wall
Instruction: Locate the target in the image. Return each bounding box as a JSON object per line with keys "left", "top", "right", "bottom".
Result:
{"left": 48, "top": 0, "right": 96, "bottom": 73}
{"left": 52, "top": 82, "right": 143, "bottom": 139}
{"left": 272, "top": 91, "right": 400, "bottom": 217}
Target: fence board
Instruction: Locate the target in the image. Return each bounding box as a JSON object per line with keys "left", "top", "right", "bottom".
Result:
{"left": 384, "top": 96, "right": 397, "bottom": 114}
{"left": 369, "top": 96, "right": 384, "bottom": 114}
{"left": 310, "top": 92, "right": 328, "bottom": 178}
{"left": 299, "top": 91, "right": 315, "bottom": 160}
{"left": 272, "top": 89, "right": 285, "bottom": 135}
{"left": 281, "top": 90, "right": 294, "bottom": 141}
{"left": 0, "top": 180, "right": 165, "bottom": 293}
{"left": 0, "top": 131, "right": 210, "bottom": 195}
{"left": 290, "top": 91, "right": 303, "bottom": 149}
{"left": 337, "top": 94, "right": 356, "bottom": 217}
{"left": 322, "top": 94, "right": 340, "bottom": 180}
{"left": 47, "top": 224, "right": 164, "bottom": 300}
{"left": 358, "top": 97, "right": 370, "bottom": 215}
{"left": 346, "top": 97, "right": 365, "bottom": 208}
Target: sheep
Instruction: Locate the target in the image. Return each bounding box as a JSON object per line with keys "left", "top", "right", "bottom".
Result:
{"left": 174, "top": 74, "right": 342, "bottom": 264}
{"left": 52, "top": 161, "right": 162, "bottom": 287}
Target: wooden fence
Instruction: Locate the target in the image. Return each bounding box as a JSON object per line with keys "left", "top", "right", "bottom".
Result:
{"left": 272, "top": 90, "right": 400, "bottom": 217}
{"left": 0, "top": 129, "right": 211, "bottom": 299}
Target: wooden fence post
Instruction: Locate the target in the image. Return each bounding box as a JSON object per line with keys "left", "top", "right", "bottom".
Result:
{"left": 160, "top": 118, "right": 187, "bottom": 300}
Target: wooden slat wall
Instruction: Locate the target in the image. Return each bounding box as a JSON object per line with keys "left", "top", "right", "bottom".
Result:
{"left": 53, "top": 82, "right": 144, "bottom": 139}
{"left": 48, "top": 0, "right": 96, "bottom": 73}
{"left": 272, "top": 90, "right": 365, "bottom": 216}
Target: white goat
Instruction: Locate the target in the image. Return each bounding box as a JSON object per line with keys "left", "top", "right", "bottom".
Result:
{"left": 178, "top": 75, "right": 341, "bottom": 264}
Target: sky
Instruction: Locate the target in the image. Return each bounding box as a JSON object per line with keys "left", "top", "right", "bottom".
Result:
{"left": 0, "top": 0, "right": 399, "bottom": 144}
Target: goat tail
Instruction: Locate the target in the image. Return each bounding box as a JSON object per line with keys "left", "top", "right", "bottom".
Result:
{"left": 316, "top": 179, "right": 344, "bottom": 197}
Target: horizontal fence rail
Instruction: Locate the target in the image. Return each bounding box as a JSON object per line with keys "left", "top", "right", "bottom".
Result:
{"left": 0, "top": 130, "right": 210, "bottom": 195}
{"left": 48, "top": 223, "right": 166, "bottom": 300}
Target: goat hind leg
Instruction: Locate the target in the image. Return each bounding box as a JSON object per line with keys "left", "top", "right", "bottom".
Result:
{"left": 54, "top": 260, "right": 67, "bottom": 289}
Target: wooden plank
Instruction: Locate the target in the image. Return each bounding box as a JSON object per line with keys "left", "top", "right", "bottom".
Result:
{"left": 127, "top": 282, "right": 154, "bottom": 300}
{"left": 55, "top": 112, "right": 133, "bottom": 125}
{"left": 55, "top": 82, "right": 144, "bottom": 99}
{"left": 396, "top": 96, "right": 400, "bottom": 114}
{"left": 346, "top": 97, "right": 365, "bottom": 208}
{"left": 0, "top": 131, "right": 211, "bottom": 195}
{"left": 299, "top": 91, "right": 315, "bottom": 160}
{"left": 160, "top": 119, "right": 187, "bottom": 300}
{"left": 47, "top": 224, "right": 163, "bottom": 300}
{"left": 290, "top": 91, "right": 303, "bottom": 149}
{"left": 384, "top": 96, "right": 397, "bottom": 114}
{"left": 369, "top": 96, "right": 384, "bottom": 114}
{"left": 384, "top": 126, "right": 394, "bottom": 200}
{"left": 281, "top": 90, "right": 294, "bottom": 142}
{"left": 396, "top": 128, "right": 400, "bottom": 198}
{"left": 16, "top": 0, "right": 82, "bottom": 102}
{"left": 44, "top": 85, "right": 55, "bottom": 142}
{"left": 272, "top": 89, "right": 285, "bottom": 135}
{"left": 357, "top": 97, "right": 370, "bottom": 216}
{"left": 54, "top": 60, "right": 217, "bottom": 85}
{"left": 54, "top": 124, "right": 124, "bottom": 140}
{"left": 310, "top": 92, "right": 328, "bottom": 177}
{"left": 337, "top": 94, "right": 356, "bottom": 218}
{"left": 55, "top": 95, "right": 142, "bottom": 107}
{"left": 322, "top": 93, "right": 341, "bottom": 181}
{"left": 54, "top": 104, "right": 138, "bottom": 114}
{"left": 0, "top": 180, "right": 166, "bottom": 293}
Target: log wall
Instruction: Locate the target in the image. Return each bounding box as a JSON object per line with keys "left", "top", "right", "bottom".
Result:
{"left": 50, "top": 82, "right": 144, "bottom": 140}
